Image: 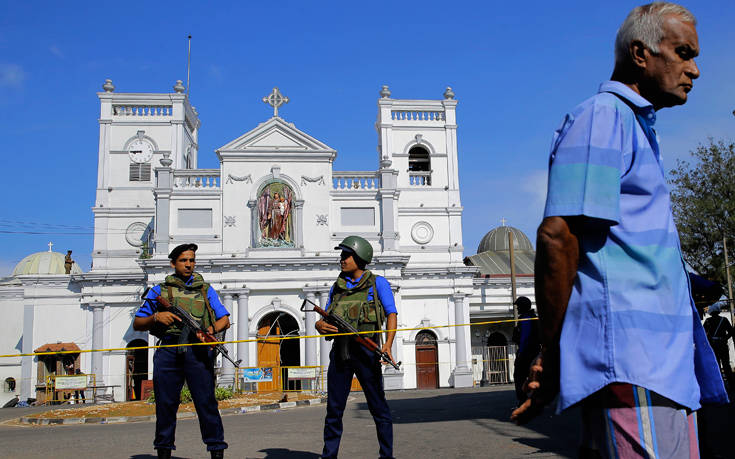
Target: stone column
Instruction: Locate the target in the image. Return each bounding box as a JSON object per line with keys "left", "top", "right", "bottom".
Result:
{"left": 153, "top": 158, "right": 173, "bottom": 256}
{"left": 236, "top": 289, "right": 250, "bottom": 368}
{"left": 451, "top": 293, "right": 473, "bottom": 387}
{"left": 318, "top": 290, "right": 331, "bottom": 391}
{"left": 304, "top": 289, "right": 318, "bottom": 368}
{"left": 219, "top": 293, "right": 235, "bottom": 387}
{"left": 20, "top": 304, "right": 34, "bottom": 402}
{"left": 247, "top": 200, "right": 258, "bottom": 248}
{"left": 383, "top": 285, "right": 404, "bottom": 390}
{"left": 294, "top": 200, "right": 305, "bottom": 249}
{"left": 90, "top": 303, "right": 106, "bottom": 387}
{"left": 378, "top": 160, "right": 399, "bottom": 252}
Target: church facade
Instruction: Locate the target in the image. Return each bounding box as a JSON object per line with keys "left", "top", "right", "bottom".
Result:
{"left": 0, "top": 81, "right": 534, "bottom": 404}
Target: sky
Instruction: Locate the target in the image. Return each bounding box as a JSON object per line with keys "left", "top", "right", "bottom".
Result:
{"left": 0, "top": 0, "right": 733, "bottom": 275}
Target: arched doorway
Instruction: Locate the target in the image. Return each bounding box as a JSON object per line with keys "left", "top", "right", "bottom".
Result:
{"left": 256, "top": 311, "right": 300, "bottom": 392}
{"left": 126, "top": 339, "right": 148, "bottom": 401}
{"left": 415, "top": 330, "right": 439, "bottom": 389}
{"left": 485, "top": 332, "right": 510, "bottom": 384}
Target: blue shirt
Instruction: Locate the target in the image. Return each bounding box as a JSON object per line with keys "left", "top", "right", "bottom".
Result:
{"left": 135, "top": 275, "right": 230, "bottom": 319}
{"left": 325, "top": 273, "right": 397, "bottom": 316}
{"left": 544, "top": 81, "right": 727, "bottom": 412}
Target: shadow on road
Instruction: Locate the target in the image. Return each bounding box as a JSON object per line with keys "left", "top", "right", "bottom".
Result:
{"left": 257, "top": 448, "right": 320, "bottom": 458}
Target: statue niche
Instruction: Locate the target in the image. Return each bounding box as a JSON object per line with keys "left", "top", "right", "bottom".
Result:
{"left": 256, "top": 181, "right": 295, "bottom": 248}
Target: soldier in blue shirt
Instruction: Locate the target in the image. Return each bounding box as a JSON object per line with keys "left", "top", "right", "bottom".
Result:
{"left": 316, "top": 236, "right": 397, "bottom": 459}
{"left": 134, "top": 243, "right": 230, "bottom": 459}
{"left": 512, "top": 3, "right": 727, "bottom": 457}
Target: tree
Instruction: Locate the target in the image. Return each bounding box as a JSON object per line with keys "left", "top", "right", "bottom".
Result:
{"left": 669, "top": 139, "right": 735, "bottom": 285}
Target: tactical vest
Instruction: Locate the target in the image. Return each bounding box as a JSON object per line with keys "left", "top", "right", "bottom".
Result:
{"left": 330, "top": 270, "right": 385, "bottom": 340}
{"left": 158, "top": 273, "right": 215, "bottom": 337}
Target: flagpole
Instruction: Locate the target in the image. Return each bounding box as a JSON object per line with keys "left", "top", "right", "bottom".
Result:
{"left": 186, "top": 35, "right": 192, "bottom": 96}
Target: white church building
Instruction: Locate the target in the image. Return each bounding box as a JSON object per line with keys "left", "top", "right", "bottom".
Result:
{"left": 0, "top": 80, "right": 535, "bottom": 405}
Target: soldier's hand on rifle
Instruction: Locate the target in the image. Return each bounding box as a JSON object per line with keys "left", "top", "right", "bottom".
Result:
{"left": 154, "top": 311, "right": 181, "bottom": 326}
{"left": 196, "top": 326, "right": 215, "bottom": 343}
{"left": 315, "top": 319, "right": 338, "bottom": 335}
{"left": 380, "top": 343, "right": 396, "bottom": 366}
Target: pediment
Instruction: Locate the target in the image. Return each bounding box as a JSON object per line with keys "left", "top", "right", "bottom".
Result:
{"left": 216, "top": 117, "right": 336, "bottom": 154}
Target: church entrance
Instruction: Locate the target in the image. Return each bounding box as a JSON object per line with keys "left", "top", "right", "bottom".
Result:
{"left": 485, "top": 332, "right": 510, "bottom": 384}
{"left": 256, "top": 312, "right": 300, "bottom": 392}
{"left": 415, "top": 330, "right": 439, "bottom": 389}
{"left": 126, "top": 339, "right": 148, "bottom": 401}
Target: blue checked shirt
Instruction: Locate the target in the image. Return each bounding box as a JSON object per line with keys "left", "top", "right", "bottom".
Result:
{"left": 544, "top": 81, "right": 727, "bottom": 412}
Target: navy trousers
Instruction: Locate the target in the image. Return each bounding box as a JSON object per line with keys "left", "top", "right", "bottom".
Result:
{"left": 322, "top": 342, "right": 393, "bottom": 459}
{"left": 152, "top": 345, "right": 227, "bottom": 452}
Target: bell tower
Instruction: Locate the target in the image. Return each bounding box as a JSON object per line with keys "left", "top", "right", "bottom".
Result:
{"left": 92, "top": 79, "right": 200, "bottom": 271}
{"left": 375, "top": 86, "right": 464, "bottom": 266}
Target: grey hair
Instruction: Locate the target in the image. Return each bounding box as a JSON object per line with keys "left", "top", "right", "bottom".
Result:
{"left": 615, "top": 2, "right": 696, "bottom": 65}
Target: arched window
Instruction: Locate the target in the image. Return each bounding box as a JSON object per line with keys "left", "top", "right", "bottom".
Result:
{"left": 416, "top": 330, "right": 438, "bottom": 344}
{"left": 4, "top": 377, "right": 15, "bottom": 392}
{"left": 408, "top": 146, "right": 431, "bottom": 185}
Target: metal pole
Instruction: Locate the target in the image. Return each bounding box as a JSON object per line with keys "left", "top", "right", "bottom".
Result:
{"left": 724, "top": 237, "right": 734, "bottom": 323}
{"left": 509, "top": 230, "right": 518, "bottom": 321}
{"left": 186, "top": 35, "right": 192, "bottom": 96}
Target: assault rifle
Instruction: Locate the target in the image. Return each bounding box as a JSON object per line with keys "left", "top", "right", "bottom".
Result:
{"left": 300, "top": 298, "right": 401, "bottom": 370}
{"left": 141, "top": 288, "right": 242, "bottom": 368}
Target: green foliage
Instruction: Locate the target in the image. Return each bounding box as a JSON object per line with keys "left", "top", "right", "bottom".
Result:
{"left": 145, "top": 385, "right": 233, "bottom": 404}
{"left": 670, "top": 138, "right": 735, "bottom": 284}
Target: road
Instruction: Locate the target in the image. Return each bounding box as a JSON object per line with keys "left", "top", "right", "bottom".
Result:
{"left": 0, "top": 386, "right": 731, "bottom": 458}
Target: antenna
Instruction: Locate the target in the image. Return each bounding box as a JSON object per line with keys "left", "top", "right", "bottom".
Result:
{"left": 186, "top": 35, "right": 192, "bottom": 96}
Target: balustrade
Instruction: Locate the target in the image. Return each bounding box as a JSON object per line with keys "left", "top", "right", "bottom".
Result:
{"left": 332, "top": 172, "right": 380, "bottom": 190}
{"left": 391, "top": 110, "right": 445, "bottom": 121}
{"left": 172, "top": 169, "right": 220, "bottom": 190}
{"left": 409, "top": 171, "right": 432, "bottom": 186}
{"left": 113, "top": 105, "right": 172, "bottom": 117}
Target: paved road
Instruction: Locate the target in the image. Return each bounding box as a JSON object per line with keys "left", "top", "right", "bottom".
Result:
{"left": 1, "top": 386, "right": 731, "bottom": 458}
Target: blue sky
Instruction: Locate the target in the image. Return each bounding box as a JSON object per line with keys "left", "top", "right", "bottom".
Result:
{"left": 0, "top": 0, "right": 733, "bottom": 275}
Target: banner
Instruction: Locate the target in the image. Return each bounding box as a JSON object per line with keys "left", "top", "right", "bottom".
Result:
{"left": 55, "top": 375, "right": 87, "bottom": 390}
{"left": 287, "top": 367, "right": 317, "bottom": 379}
{"left": 241, "top": 367, "right": 273, "bottom": 382}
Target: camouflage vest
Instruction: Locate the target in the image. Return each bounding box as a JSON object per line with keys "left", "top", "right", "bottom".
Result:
{"left": 158, "top": 273, "right": 215, "bottom": 337}
{"left": 330, "top": 270, "right": 385, "bottom": 339}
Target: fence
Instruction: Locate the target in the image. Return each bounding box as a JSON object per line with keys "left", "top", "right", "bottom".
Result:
{"left": 42, "top": 373, "right": 99, "bottom": 405}
{"left": 471, "top": 345, "right": 516, "bottom": 385}
{"left": 235, "top": 365, "right": 324, "bottom": 394}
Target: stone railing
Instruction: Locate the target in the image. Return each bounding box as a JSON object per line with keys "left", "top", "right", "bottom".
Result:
{"left": 332, "top": 171, "right": 381, "bottom": 190}
{"left": 391, "top": 110, "right": 445, "bottom": 121}
{"left": 409, "top": 171, "right": 432, "bottom": 186}
{"left": 113, "top": 105, "right": 172, "bottom": 117}
{"left": 173, "top": 169, "right": 220, "bottom": 190}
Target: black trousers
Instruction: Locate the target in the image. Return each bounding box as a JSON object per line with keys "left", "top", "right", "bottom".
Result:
{"left": 152, "top": 345, "right": 227, "bottom": 452}
{"left": 322, "top": 342, "right": 393, "bottom": 459}
{"left": 712, "top": 342, "right": 733, "bottom": 389}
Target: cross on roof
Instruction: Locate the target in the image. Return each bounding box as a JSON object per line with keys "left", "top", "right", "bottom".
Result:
{"left": 262, "top": 87, "right": 289, "bottom": 117}
{"left": 500, "top": 217, "right": 507, "bottom": 226}
{"left": 48, "top": 241, "right": 53, "bottom": 252}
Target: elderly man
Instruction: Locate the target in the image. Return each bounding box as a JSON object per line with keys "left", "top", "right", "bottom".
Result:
{"left": 512, "top": 3, "right": 728, "bottom": 457}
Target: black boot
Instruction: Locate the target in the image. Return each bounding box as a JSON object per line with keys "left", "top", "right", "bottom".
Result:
{"left": 157, "top": 449, "right": 172, "bottom": 459}
{"left": 211, "top": 450, "right": 224, "bottom": 459}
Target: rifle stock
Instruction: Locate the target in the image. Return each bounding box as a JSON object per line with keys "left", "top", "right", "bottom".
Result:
{"left": 141, "top": 288, "right": 242, "bottom": 368}
{"left": 301, "top": 298, "right": 401, "bottom": 370}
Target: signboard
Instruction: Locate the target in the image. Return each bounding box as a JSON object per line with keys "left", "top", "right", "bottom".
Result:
{"left": 241, "top": 367, "right": 273, "bottom": 382}
{"left": 55, "top": 375, "right": 87, "bottom": 390}
{"left": 287, "top": 367, "right": 317, "bottom": 379}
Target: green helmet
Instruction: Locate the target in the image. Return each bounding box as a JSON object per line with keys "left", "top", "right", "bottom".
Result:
{"left": 335, "top": 235, "right": 373, "bottom": 264}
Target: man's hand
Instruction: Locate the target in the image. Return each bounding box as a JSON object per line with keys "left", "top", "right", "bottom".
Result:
{"left": 155, "top": 311, "right": 181, "bottom": 326}
{"left": 510, "top": 350, "right": 559, "bottom": 425}
{"left": 196, "top": 326, "right": 216, "bottom": 343}
{"left": 380, "top": 342, "right": 395, "bottom": 366}
{"left": 315, "top": 319, "right": 338, "bottom": 335}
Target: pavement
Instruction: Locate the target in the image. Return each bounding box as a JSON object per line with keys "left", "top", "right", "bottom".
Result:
{"left": 0, "top": 385, "right": 732, "bottom": 458}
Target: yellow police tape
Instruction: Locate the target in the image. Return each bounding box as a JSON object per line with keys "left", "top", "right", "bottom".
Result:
{"left": 0, "top": 317, "right": 538, "bottom": 359}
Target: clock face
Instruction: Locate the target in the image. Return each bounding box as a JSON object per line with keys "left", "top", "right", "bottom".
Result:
{"left": 128, "top": 140, "right": 154, "bottom": 163}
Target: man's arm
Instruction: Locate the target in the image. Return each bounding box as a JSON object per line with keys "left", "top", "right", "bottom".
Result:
{"left": 511, "top": 215, "right": 581, "bottom": 424}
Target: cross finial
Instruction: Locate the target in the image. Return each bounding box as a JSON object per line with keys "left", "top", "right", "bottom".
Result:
{"left": 262, "top": 87, "right": 289, "bottom": 117}
{"left": 48, "top": 242, "right": 54, "bottom": 252}
{"left": 500, "top": 217, "right": 507, "bottom": 226}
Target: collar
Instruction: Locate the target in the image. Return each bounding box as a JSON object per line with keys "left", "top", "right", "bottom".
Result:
{"left": 599, "top": 80, "right": 657, "bottom": 126}
{"left": 344, "top": 272, "right": 365, "bottom": 283}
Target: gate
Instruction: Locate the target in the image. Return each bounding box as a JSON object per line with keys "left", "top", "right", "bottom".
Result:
{"left": 473, "top": 345, "right": 513, "bottom": 384}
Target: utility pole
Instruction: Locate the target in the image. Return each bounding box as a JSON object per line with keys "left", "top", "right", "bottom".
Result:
{"left": 509, "top": 230, "right": 517, "bottom": 321}
{"left": 724, "top": 237, "right": 734, "bottom": 323}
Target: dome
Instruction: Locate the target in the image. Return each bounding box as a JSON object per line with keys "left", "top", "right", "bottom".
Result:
{"left": 12, "top": 250, "right": 83, "bottom": 276}
{"left": 477, "top": 226, "right": 533, "bottom": 254}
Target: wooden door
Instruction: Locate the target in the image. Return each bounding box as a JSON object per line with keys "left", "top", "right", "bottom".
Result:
{"left": 257, "top": 322, "right": 281, "bottom": 392}
{"left": 415, "top": 345, "right": 439, "bottom": 389}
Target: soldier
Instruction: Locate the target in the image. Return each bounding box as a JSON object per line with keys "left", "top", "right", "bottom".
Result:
{"left": 64, "top": 250, "right": 74, "bottom": 274}
{"left": 133, "top": 243, "right": 230, "bottom": 459}
{"left": 703, "top": 307, "right": 734, "bottom": 390}
{"left": 316, "top": 236, "right": 397, "bottom": 459}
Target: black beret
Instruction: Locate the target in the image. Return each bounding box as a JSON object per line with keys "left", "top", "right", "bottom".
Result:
{"left": 168, "top": 243, "right": 198, "bottom": 260}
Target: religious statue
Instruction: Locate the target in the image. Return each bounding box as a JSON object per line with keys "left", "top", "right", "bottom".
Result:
{"left": 64, "top": 250, "right": 75, "bottom": 274}
{"left": 257, "top": 182, "right": 294, "bottom": 247}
